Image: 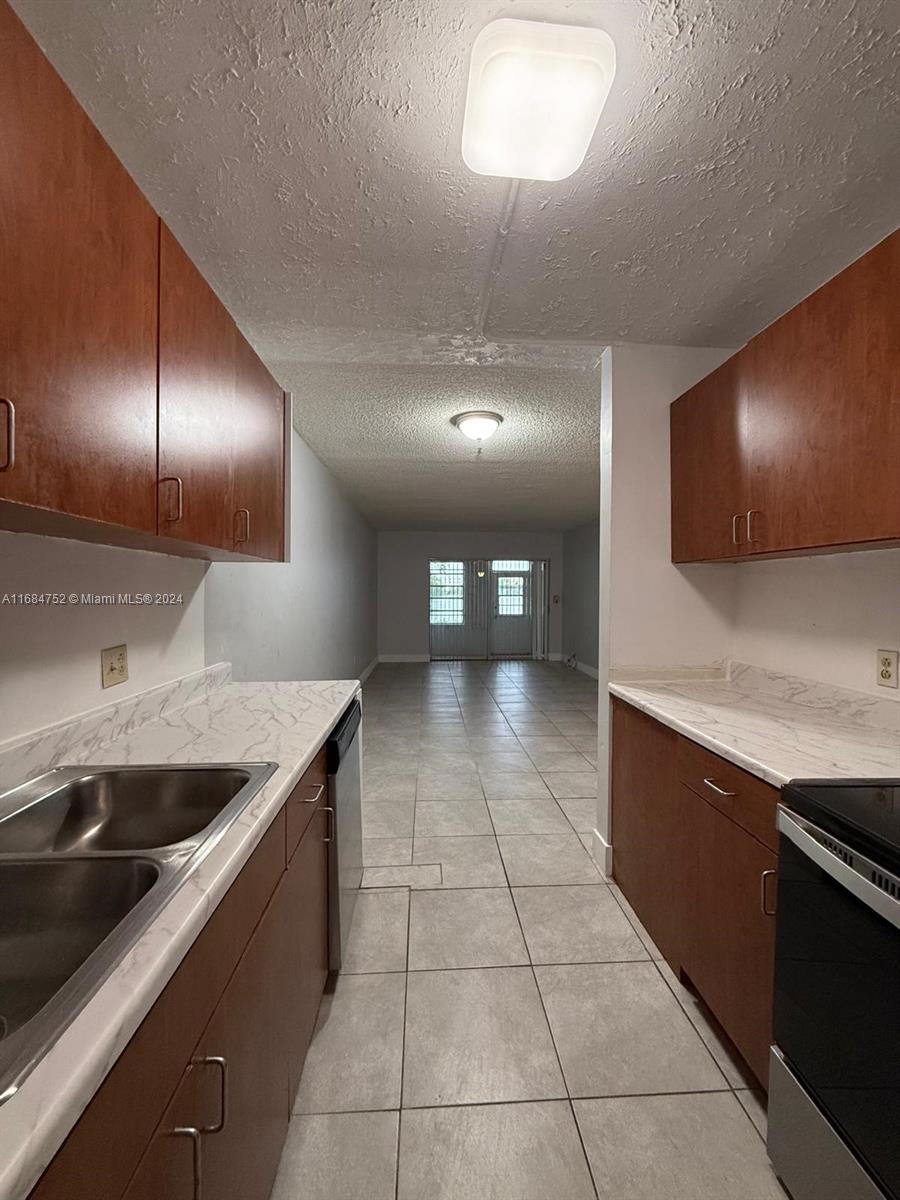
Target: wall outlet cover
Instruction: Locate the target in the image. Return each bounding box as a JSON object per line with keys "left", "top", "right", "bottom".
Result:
{"left": 876, "top": 649, "right": 898, "bottom": 689}
{"left": 101, "top": 643, "right": 129, "bottom": 689}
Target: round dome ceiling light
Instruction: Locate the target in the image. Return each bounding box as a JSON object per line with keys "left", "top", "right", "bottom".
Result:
{"left": 451, "top": 411, "right": 503, "bottom": 442}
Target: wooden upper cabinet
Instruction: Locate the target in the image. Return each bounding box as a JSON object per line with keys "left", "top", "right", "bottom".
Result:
{"left": 158, "top": 224, "right": 237, "bottom": 552}
{"left": 233, "top": 335, "right": 285, "bottom": 560}
{"left": 671, "top": 357, "right": 747, "bottom": 562}
{"left": 0, "top": 0, "right": 158, "bottom": 531}
{"left": 671, "top": 231, "right": 900, "bottom": 562}
{"left": 159, "top": 225, "right": 285, "bottom": 559}
{"left": 744, "top": 232, "right": 900, "bottom": 554}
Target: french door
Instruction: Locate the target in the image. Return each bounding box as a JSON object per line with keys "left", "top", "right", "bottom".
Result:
{"left": 429, "top": 559, "right": 547, "bottom": 660}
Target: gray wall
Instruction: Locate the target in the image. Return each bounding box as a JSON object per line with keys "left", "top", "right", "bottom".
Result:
{"left": 562, "top": 519, "right": 600, "bottom": 671}
{"left": 205, "top": 431, "right": 377, "bottom": 682}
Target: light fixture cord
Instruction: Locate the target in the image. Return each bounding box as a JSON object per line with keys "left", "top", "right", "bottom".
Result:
{"left": 477, "top": 178, "right": 521, "bottom": 337}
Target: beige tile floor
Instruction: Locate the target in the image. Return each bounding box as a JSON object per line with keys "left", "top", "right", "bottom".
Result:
{"left": 271, "top": 661, "right": 783, "bottom": 1200}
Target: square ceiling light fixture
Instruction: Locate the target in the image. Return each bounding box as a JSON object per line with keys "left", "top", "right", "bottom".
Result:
{"left": 462, "top": 19, "right": 616, "bottom": 182}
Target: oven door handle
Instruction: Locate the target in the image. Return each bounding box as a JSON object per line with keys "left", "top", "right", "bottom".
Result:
{"left": 777, "top": 804, "right": 900, "bottom": 932}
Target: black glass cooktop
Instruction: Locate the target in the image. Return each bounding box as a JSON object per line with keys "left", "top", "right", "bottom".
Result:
{"left": 783, "top": 779, "right": 900, "bottom": 871}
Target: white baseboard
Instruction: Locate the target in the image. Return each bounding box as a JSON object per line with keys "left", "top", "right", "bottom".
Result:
{"left": 358, "top": 657, "right": 379, "bottom": 683}
{"left": 575, "top": 660, "right": 599, "bottom": 679}
{"left": 377, "top": 654, "right": 430, "bottom": 663}
{"left": 548, "top": 652, "right": 563, "bottom": 662}
{"left": 591, "top": 828, "right": 613, "bottom": 878}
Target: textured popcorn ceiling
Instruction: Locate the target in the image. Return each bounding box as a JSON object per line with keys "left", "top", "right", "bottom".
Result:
{"left": 12, "top": 0, "right": 898, "bottom": 528}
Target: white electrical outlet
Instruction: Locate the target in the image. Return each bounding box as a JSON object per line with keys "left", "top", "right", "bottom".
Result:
{"left": 101, "top": 643, "right": 129, "bottom": 689}
{"left": 876, "top": 649, "right": 898, "bottom": 689}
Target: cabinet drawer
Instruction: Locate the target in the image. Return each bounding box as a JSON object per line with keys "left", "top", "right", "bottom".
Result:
{"left": 286, "top": 747, "right": 327, "bottom": 862}
{"left": 677, "top": 736, "right": 779, "bottom": 852}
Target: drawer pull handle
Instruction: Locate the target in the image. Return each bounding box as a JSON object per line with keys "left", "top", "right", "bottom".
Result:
{"left": 760, "top": 868, "right": 777, "bottom": 916}
{"left": 172, "top": 1126, "right": 202, "bottom": 1199}
{"left": 0, "top": 398, "right": 15, "bottom": 471}
{"left": 193, "top": 1055, "right": 227, "bottom": 1133}
{"left": 703, "top": 777, "right": 737, "bottom": 798}
{"left": 731, "top": 513, "right": 744, "bottom": 546}
{"left": 322, "top": 804, "right": 335, "bottom": 842}
{"left": 746, "top": 509, "right": 760, "bottom": 543}
{"left": 300, "top": 784, "right": 325, "bottom": 805}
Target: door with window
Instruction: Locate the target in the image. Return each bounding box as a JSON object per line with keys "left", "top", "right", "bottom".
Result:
{"left": 489, "top": 561, "right": 533, "bottom": 657}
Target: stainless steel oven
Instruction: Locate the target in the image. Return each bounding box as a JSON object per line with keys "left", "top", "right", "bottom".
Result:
{"left": 768, "top": 781, "right": 900, "bottom": 1200}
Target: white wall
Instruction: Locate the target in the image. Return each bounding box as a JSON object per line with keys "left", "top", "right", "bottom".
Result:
{"left": 562, "top": 519, "right": 600, "bottom": 671}
{"left": 0, "top": 532, "right": 206, "bottom": 740}
{"left": 205, "top": 431, "right": 377, "bottom": 682}
{"left": 597, "top": 343, "right": 735, "bottom": 860}
{"left": 731, "top": 549, "right": 900, "bottom": 697}
{"left": 377, "top": 530, "right": 564, "bottom": 659}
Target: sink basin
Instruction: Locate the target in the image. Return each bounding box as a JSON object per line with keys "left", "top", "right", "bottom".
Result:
{"left": 0, "top": 760, "right": 276, "bottom": 1102}
{"left": 0, "top": 766, "right": 251, "bottom": 852}
{"left": 0, "top": 857, "right": 160, "bottom": 1042}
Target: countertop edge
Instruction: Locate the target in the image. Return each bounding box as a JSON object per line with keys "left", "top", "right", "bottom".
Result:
{"left": 609, "top": 683, "right": 791, "bottom": 788}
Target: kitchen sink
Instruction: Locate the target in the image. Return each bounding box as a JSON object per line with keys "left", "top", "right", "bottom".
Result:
{"left": 0, "top": 857, "right": 160, "bottom": 1042}
{"left": 0, "top": 766, "right": 252, "bottom": 853}
{"left": 0, "top": 761, "right": 277, "bottom": 1103}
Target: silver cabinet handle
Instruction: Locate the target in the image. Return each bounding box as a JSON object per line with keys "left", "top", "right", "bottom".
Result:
{"left": 172, "top": 1126, "right": 202, "bottom": 1200}
{"left": 703, "top": 777, "right": 737, "bottom": 798}
{"left": 193, "top": 1055, "right": 227, "bottom": 1133}
{"left": 731, "top": 513, "right": 744, "bottom": 546}
{"left": 300, "top": 784, "right": 325, "bottom": 805}
{"left": 760, "top": 868, "right": 777, "bottom": 916}
{"left": 0, "top": 399, "right": 15, "bottom": 471}
{"left": 234, "top": 507, "right": 251, "bottom": 544}
{"left": 160, "top": 476, "right": 184, "bottom": 523}
{"left": 322, "top": 804, "right": 335, "bottom": 842}
{"left": 746, "top": 509, "right": 760, "bottom": 543}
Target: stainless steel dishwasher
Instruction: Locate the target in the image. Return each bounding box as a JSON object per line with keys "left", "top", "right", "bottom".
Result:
{"left": 326, "top": 699, "right": 363, "bottom": 971}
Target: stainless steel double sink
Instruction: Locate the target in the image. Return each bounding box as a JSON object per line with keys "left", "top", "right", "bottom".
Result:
{"left": 0, "top": 762, "right": 276, "bottom": 1104}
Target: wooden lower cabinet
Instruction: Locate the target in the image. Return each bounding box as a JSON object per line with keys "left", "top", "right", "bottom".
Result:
{"left": 123, "top": 873, "right": 291, "bottom": 1200}
{"left": 30, "top": 753, "right": 332, "bottom": 1200}
{"left": 611, "top": 698, "right": 779, "bottom": 1089}
{"left": 610, "top": 699, "right": 685, "bottom": 969}
{"left": 681, "top": 784, "right": 777, "bottom": 1086}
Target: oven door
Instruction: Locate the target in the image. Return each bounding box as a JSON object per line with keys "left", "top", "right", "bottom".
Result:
{"left": 773, "top": 806, "right": 900, "bottom": 1200}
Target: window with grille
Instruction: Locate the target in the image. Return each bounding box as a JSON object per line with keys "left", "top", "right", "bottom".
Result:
{"left": 491, "top": 559, "right": 532, "bottom": 572}
{"left": 429, "top": 560, "right": 465, "bottom": 625}
{"left": 496, "top": 575, "right": 525, "bottom": 616}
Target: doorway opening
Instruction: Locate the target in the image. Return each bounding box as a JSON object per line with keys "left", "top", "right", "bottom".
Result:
{"left": 428, "top": 558, "right": 551, "bottom": 661}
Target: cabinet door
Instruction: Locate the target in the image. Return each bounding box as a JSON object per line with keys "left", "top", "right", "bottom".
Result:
{"left": 0, "top": 1, "right": 158, "bottom": 531}
{"left": 670, "top": 356, "right": 748, "bottom": 562}
{"left": 682, "top": 784, "right": 776, "bottom": 1087}
{"left": 287, "top": 805, "right": 330, "bottom": 1101}
{"left": 158, "top": 224, "right": 236, "bottom": 551}
{"left": 610, "top": 700, "right": 686, "bottom": 972}
{"left": 194, "top": 876, "right": 292, "bottom": 1200}
{"left": 232, "top": 334, "right": 285, "bottom": 560}
{"left": 121, "top": 1066, "right": 200, "bottom": 1200}
{"left": 744, "top": 232, "right": 900, "bottom": 554}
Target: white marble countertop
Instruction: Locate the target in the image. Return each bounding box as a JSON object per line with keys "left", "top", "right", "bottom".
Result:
{"left": 609, "top": 663, "right": 900, "bottom": 788}
{"left": 0, "top": 669, "right": 359, "bottom": 1200}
